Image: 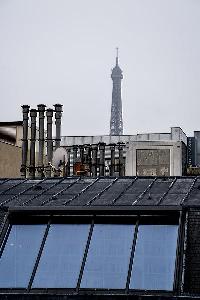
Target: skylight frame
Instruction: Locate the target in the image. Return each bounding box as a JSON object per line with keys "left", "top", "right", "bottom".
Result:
{"left": 0, "top": 209, "right": 182, "bottom": 295}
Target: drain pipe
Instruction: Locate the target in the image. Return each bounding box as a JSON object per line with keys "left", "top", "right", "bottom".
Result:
{"left": 21, "top": 105, "right": 30, "bottom": 178}
{"left": 54, "top": 104, "right": 63, "bottom": 149}
{"left": 29, "top": 109, "right": 37, "bottom": 179}
{"left": 37, "top": 104, "right": 46, "bottom": 178}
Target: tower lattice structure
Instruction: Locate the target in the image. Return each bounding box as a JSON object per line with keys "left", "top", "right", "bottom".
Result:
{"left": 110, "top": 48, "right": 123, "bottom": 135}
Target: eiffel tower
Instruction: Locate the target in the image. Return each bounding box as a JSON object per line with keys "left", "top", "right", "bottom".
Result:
{"left": 110, "top": 48, "right": 123, "bottom": 135}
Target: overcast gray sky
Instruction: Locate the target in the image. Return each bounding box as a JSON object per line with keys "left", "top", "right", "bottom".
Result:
{"left": 0, "top": 0, "right": 200, "bottom": 136}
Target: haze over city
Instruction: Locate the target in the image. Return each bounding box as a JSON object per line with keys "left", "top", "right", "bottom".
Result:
{"left": 0, "top": 0, "right": 200, "bottom": 136}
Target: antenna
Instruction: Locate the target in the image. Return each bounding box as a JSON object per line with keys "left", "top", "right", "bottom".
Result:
{"left": 116, "top": 47, "right": 119, "bottom": 66}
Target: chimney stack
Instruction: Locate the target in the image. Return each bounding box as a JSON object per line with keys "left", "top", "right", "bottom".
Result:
{"left": 29, "top": 109, "right": 37, "bottom": 179}
{"left": 54, "top": 104, "right": 63, "bottom": 150}
{"left": 37, "top": 104, "right": 46, "bottom": 178}
{"left": 110, "top": 144, "right": 115, "bottom": 176}
{"left": 99, "top": 143, "right": 105, "bottom": 176}
{"left": 46, "top": 108, "right": 54, "bottom": 177}
{"left": 91, "top": 145, "right": 98, "bottom": 177}
{"left": 21, "top": 105, "right": 30, "bottom": 178}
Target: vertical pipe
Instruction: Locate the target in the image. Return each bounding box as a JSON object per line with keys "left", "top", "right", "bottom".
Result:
{"left": 99, "top": 142, "right": 105, "bottom": 176}
{"left": 79, "top": 145, "right": 84, "bottom": 164}
{"left": 110, "top": 144, "right": 115, "bottom": 176}
{"left": 85, "top": 144, "right": 91, "bottom": 170}
{"left": 67, "top": 148, "right": 71, "bottom": 176}
{"left": 54, "top": 104, "right": 63, "bottom": 149}
{"left": 46, "top": 108, "right": 54, "bottom": 177}
{"left": 37, "top": 104, "right": 46, "bottom": 179}
{"left": 73, "top": 145, "right": 78, "bottom": 175}
{"left": 118, "top": 143, "right": 124, "bottom": 176}
{"left": 21, "top": 105, "right": 30, "bottom": 178}
{"left": 91, "top": 145, "right": 98, "bottom": 177}
{"left": 29, "top": 109, "right": 37, "bottom": 179}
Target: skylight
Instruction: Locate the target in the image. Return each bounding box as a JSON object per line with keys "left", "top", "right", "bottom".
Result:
{"left": 0, "top": 219, "right": 179, "bottom": 291}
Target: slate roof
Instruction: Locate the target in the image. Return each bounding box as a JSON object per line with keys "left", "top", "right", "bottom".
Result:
{"left": 0, "top": 176, "right": 199, "bottom": 209}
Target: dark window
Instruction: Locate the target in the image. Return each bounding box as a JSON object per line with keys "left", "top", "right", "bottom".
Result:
{"left": 32, "top": 224, "right": 90, "bottom": 288}
{"left": 0, "top": 224, "right": 46, "bottom": 288}
{"left": 129, "top": 225, "right": 178, "bottom": 290}
{"left": 80, "top": 224, "right": 134, "bottom": 289}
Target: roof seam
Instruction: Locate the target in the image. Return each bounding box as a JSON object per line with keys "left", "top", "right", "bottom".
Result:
{"left": 64, "top": 177, "right": 100, "bottom": 206}
{"left": 0, "top": 178, "right": 47, "bottom": 207}
{"left": 112, "top": 177, "right": 138, "bottom": 204}
{"left": 21, "top": 178, "right": 66, "bottom": 206}
{"left": 180, "top": 177, "right": 198, "bottom": 206}
{"left": 131, "top": 177, "right": 157, "bottom": 206}
{"left": 156, "top": 177, "right": 177, "bottom": 205}
{"left": 86, "top": 177, "right": 118, "bottom": 206}
{"left": 41, "top": 177, "right": 81, "bottom": 206}
{"left": 0, "top": 178, "right": 28, "bottom": 196}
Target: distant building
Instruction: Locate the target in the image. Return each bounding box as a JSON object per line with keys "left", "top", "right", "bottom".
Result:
{"left": 61, "top": 127, "right": 187, "bottom": 176}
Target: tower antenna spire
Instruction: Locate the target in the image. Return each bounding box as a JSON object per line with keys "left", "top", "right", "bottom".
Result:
{"left": 116, "top": 47, "right": 119, "bottom": 66}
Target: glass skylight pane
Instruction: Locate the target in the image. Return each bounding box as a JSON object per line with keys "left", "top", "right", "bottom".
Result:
{"left": 129, "top": 225, "right": 178, "bottom": 290}
{"left": 32, "top": 224, "right": 90, "bottom": 288}
{"left": 0, "top": 224, "right": 46, "bottom": 288}
{"left": 81, "top": 224, "right": 134, "bottom": 289}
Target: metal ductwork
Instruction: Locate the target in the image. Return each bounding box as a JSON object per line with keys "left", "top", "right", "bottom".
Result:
{"left": 21, "top": 105, "right": 30, "bottom": 178}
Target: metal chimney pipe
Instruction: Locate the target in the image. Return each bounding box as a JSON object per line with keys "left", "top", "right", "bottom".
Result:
{"left": 46, "top": 108, "right": 54, "bottom": 177}
{"left": 29, "top": 109, "right": 37, "bottom": 179}
{"left": 66, "top": 148, "right": 71, "bottom": 176}
{"left": 37, "top": 104, "right": 46, "bottom": 178}
{"left": 21, "top": 105, "right": 30, "bottom": 178}
{"left": 79, "top": 145, "right": 84, "bottom": 164}
{"left": 118, "top": 143, "right": 124, "bottom": 176}
{"left": 85, "top": 144, "right": 91, "bottom": 164}
{"left": 54, "top": 104, "right": 63, "bottom": 149}
{"left": 73, "top": 145, "right": 78, "bottom": 175}
{"left": 91, "top": 144, "right": 98, "bottom": 177}
{"left": 99, "top": 143, "right": 105, "bottom": 176}
{"left": 110, "top": 144, "right": 115, "bottom": 176}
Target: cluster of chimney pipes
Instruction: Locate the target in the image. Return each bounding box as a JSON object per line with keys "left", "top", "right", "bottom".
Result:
{"left": 21, "top": 104, "right": 62, "bottom": 179}
{"left": 20, "top": 104, "right": 125, "bottom": 179}
{"left": 66, "top": 142, "right": 125, "bottom": 177}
